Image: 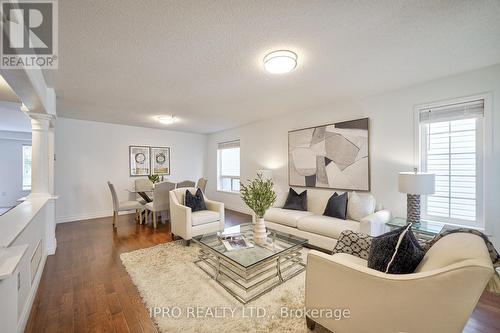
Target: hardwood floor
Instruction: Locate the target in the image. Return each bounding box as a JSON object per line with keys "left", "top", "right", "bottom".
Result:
{"left": 25, "top": 210, "right": 500, "bottom": 333}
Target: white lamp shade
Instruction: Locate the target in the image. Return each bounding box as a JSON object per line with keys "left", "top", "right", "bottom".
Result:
{"left": 398, "top": 172, "right": 435, "bottom": 195}
{"left": 257, "top": 169, "right": 272, "bottom": 180}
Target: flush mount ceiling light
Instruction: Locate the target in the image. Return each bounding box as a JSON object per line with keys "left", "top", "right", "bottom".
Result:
{"left": 263, "top": 50, "right": 298, "bottom": 74}
{"left": 158, "top": 115, "right": 175, "bottom": 125}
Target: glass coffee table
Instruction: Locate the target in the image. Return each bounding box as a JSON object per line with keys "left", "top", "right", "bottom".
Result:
{"left": 192, "top": 223, "right": 308, "bottom": 304}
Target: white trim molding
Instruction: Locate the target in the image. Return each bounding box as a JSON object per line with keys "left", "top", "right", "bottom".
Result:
{"left": 56, "top": 210, "right": 138, "bottom": 224}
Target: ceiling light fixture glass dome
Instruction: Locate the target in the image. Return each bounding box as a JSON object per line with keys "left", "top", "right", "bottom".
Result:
{"left": 158, "top": 115, "right": 175, "bottom": 125}
{"left": 263, "top": 50, "right": 298, "bottom": 74}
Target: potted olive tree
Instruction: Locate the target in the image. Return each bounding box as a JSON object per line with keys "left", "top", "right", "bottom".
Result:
{"left": 240, "top": 173, "right": 276, "bottom": 244}
{"left": 148, "top": 174, "right": 160, "bottom": 184}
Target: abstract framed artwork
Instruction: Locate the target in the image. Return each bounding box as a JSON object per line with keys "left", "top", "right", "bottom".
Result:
{"left": 288, "top": 117, "right": 370, "bottom": 191}
{"left": 151, "top": 146, "right": 170, "bottom": 175}
{"left": 129, "top": 145, "right": 151, "bottom": 176}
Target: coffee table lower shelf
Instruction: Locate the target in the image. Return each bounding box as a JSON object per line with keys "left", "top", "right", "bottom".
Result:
{"left": 194, "top": 246, "right": 306, "bottom": 304}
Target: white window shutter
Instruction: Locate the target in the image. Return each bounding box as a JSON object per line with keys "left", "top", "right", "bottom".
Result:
{"left": 420, "top": 99, "right": 484, "bottom": 226}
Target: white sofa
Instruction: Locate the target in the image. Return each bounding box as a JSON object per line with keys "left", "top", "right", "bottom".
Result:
{"left": 264, "top": 190, "right": 390, "bottom": 251}
{"left": 169, "top": 187, "right": 224, "bottom": 242}
{"left": 305, "top": 232, "right": 495, "bottom": 333}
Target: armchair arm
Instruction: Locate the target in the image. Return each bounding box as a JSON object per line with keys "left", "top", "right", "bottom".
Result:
{"left": 205, "top": 199, "right": 225, "bottom": 230}
{"left": 169, "top": 195, "right": 192, "bottom": 240}
{"left": 359, "top": 209, "right": 391, "bottom": 236}
{"left": 305, "top": 250, "right": 493, "bottom": 333}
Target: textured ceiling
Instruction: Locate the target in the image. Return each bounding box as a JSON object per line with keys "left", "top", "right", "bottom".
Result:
{"left": 44, "top": 0, "right": 500, "bottom": 134}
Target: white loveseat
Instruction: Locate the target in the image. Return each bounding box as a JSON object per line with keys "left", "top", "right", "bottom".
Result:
{"left": 305, "top": 232, "right": 494, "bottom": 332}
{"left": 264, "top": 190, "right": 390, "bottom": 251}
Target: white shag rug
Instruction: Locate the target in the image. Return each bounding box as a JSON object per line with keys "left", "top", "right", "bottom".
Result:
{"left": 120, "top": 241, "right": 328, "bottom": 333}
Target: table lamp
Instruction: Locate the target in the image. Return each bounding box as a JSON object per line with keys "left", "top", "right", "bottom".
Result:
{"left": 398, "top": 170, "right": 435, "bottom": 225}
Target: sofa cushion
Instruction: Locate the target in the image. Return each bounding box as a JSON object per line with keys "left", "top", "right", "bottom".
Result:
{"left": 283, "top": 188, "right": 308, "bottom": 211}
{"left": 191, "top": 210, "right": 220, "bottom": 226}
{"left": 323, "top": 192, "right": 348, "bottom": 220}
{"left": 347, "top": 191, "right": 375, "bottom": 221}
{"left": 264, "top": 207, "right": 314, "bottom": 228}
{"left": 297, "top": 215, "right": 360, "bottom": 239}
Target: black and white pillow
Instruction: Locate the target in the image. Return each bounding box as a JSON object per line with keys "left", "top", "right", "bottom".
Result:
{"left": 323, "top": 192, "right": 348, "bottom": 220}
{"left": 367, "top": 224, "right": 425, "bottom": 274}
{"left": 283, "top": 188, "right": 307, "bottom": 211}
{"left": 185, "top": 188, "right": 207, "bottom": 212}
{"left": 332, "top": 230, "right": 372, "bottom": 260}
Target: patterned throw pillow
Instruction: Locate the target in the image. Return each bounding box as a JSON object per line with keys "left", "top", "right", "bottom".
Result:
{"left": 368, "top": 224, "right": 425, "bottom": 274}
{"left": 332, "top": 230, "right": 373, "bottom": 260}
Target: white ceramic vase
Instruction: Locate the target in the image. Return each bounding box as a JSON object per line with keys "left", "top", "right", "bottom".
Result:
{"left": 253, "top": 217, "right": 267, "bottom": 245}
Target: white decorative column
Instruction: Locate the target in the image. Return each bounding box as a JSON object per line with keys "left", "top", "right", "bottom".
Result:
{"left": 48, "top": 125, "right": 55, "bottom": 195}
{"left": 29, "top": 113, "right": 53, "bottom": 194}
{"left": 27, "top": 112, "right": 57, "bottom": 255}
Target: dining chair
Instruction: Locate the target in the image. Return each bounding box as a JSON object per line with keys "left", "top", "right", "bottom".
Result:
{"left": 107, "top": 181, "right": 144, "bottom": 228}
{"left": 176, "top": 180, "right": 195, "bottom": 188}
{"left": 135, "top": 178, "right": 154, "bottom": 203}
{"left": 196, "top": 177, "right": 208, "bottom": 193}
{"left": 145, "top": 181, "right": 176, "bottom": 228}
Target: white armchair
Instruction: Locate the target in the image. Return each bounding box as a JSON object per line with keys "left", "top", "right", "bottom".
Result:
{"left": 305, "top": 232, "right": 494, "bottom": 333}
{"left": 169, "top": 187, "right": 224, "bottom": 243}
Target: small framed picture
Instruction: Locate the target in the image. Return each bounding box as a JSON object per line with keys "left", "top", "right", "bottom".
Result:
{"left": 129, "top": 146, "right": 151, "bottom": 176}
{"left": 151, "top": 146, "right": 170, "bottom": 175}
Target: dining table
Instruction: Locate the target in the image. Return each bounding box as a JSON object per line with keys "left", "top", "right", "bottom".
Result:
{"left": 126, "top": 188, "right": 153, "bottom": 203}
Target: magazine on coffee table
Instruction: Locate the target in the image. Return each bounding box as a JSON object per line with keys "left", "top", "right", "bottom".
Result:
{"left": 221, "top": 236, "right": 254, "bottom": 251}
{"left": 218, "top": 231, "right": 242, "bottom": 240}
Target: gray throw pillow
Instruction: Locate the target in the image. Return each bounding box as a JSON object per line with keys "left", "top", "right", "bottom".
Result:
{"left": 332, "top": 230, "right": 372, "bottom": 260}
{"left": 323, "top": 192, "right": 348, "bottom": 220}
{"left": 185, "top": 188, "right": 207, "bottom": 212}
{"left": 283, "top": 188, "right": 307, "bottom": 211}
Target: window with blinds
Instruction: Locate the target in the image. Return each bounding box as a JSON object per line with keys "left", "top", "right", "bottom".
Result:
{"left": 419, "top": 99, "right": 484, "bottom": 227}
{"left": 217, "top": 140, "right": 240, "bottom": 193}
{"left": 22, "top": 145, "right": 32, "bottom": 191}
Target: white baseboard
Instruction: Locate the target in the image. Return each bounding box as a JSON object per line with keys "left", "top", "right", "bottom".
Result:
{"left": 17, "top": 253, "right": 47, "bottom": 333}
{"left": 56, "top": 210, "right": 134, "bottom": 224}
{"left": 57, "top": 206, "right": 249, "bottom": 224}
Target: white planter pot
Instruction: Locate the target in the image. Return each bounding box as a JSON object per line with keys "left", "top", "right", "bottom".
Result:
{"left": 253, "top": 217, "right": 267, "bottom": 244}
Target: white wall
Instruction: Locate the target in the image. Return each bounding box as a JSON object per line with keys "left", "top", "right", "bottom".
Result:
{"left": 0, "top": 131, "right": 31, "bottom": 207}
{"left": 206, "top": 64, "right": 500, "bottom": 246}
{"left": 55, "top": 118, "right": 207, "bottom": 223}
